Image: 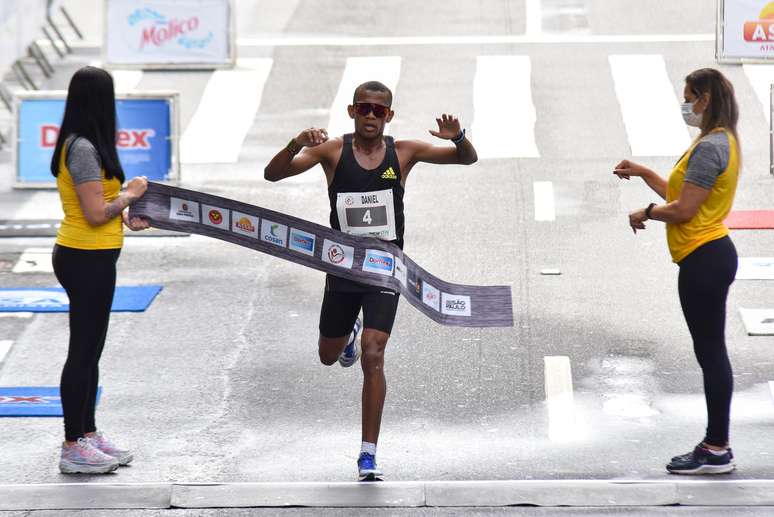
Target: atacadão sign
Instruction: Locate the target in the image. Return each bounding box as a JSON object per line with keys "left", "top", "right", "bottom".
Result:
{"left": 718, "top": 0, "right": 774, "bottom": 62}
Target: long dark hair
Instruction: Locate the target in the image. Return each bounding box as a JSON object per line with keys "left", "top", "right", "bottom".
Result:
{"left": 50, "top": 66, "right": 124, "bottom": 182}
{"left": 685, "top": 68, "right": 740, "bottom": 146}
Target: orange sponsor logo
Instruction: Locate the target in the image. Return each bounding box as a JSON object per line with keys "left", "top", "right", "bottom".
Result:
{"left": 235, "top": 217, "right": 255, "bottom": 233}
{"left": 744, "top": 2, "right": 774, "bottom": 41}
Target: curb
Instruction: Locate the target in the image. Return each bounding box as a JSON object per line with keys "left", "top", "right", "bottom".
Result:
{"left": 1, "top": 480, "right": 774, "bottom": 510}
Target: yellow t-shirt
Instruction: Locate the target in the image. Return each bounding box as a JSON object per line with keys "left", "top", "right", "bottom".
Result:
{"left": 55, "top": 140, "right": 124, "bottom": 250}
{"left": 666, "top": 128, "right": 739, "bottom": 263}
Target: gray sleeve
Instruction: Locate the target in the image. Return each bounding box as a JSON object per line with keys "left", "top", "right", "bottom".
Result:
{"left": 684, "top": 132, "right": 729, "bottom": 190}
{"left": 65, "top": 137, "right": 103, "bottom": 185}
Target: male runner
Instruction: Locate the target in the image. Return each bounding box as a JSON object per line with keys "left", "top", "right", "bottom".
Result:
{"left": 264, "top": 81, "right": 477, "bottom": 480}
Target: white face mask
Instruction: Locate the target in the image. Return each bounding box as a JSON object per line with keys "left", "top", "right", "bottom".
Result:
{"left": 681, "top": 100, "right": 703, "bottom": 127}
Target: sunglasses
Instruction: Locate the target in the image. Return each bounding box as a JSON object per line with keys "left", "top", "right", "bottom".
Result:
{"left": 354, "top": 102, "right": 390, "bottom": 118}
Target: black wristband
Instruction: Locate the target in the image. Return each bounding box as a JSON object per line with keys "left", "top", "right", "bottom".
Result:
{"left": 451, "top": 128, "right": 466, "bottom": 144}
{"left": 645, "top": 202, "right": 656, "bottom": 220}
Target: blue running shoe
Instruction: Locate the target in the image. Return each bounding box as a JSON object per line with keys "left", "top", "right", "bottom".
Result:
{"left": 666, "top": 445, "right": 735, "bottom": 475}
{"left": 357, "top": 452, "right": 383, "bottom": 481}
{"left": 338, "top": 317, "right": 362, "bottom": 367}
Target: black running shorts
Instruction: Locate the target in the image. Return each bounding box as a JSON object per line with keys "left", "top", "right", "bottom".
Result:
{"left": 319, "top": 284, "right": 400, "bottom": 337}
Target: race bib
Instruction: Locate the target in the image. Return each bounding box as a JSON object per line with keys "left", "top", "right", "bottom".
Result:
{"left": 336, "top": 189, "right": 396, "bottom": 241}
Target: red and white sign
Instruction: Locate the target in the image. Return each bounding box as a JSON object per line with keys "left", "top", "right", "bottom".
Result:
{"left": 720, "top": 0, "right": 774, "bottom": 61}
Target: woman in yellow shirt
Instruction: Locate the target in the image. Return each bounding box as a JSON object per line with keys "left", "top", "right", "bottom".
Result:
{"left": 50, "top": 66, "right": 148, "bottom": 474}
{"left": 614, "top": 68, "right": 740, "bottom": 475}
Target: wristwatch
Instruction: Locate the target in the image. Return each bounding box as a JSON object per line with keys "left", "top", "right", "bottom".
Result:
{"left": 645, "top": 202, "right": 656, "bottom": 220}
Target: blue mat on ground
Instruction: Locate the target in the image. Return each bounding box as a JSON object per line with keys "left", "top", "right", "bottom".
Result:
{"left": 0, "top": 286, "right": 162, "bottom": 312}
{"left": 0, "top": 386, "right": 102, "bottom": 416}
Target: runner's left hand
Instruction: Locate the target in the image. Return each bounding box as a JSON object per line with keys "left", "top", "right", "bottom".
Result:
{"left": 429, "top": 114, "right": 462, "bottom": 140}
{"left": 629, "top": 209, "right": 647, "bottom": 234}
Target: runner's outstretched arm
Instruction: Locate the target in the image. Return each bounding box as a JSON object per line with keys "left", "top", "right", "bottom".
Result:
{"left": 409, "top": 113, "right": 477, "bottom": 166}
{"left": 264, "top": 128, "right": 330, "bottom": 182}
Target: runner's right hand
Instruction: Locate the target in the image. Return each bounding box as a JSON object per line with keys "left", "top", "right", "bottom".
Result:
{"left": 295, "top": 128, "right": 329, "bottom": 147}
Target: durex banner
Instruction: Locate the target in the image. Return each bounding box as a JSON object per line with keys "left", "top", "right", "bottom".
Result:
{"left": 15, "top": 92, "right": 179, "bottom": 187}
{"left": 104, "top": 0, "right": 234, "bottom": 68}
{"left": 718, "top": 0, "right": 774, "bottom": 62}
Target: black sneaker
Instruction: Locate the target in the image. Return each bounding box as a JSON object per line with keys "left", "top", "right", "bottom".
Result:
{"left": 666, "top": 445, "right": 735, "bottom": 475}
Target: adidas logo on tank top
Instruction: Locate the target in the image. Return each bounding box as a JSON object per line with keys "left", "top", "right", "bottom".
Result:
{"left": 381, "top": 167, "right": 397, "bottom": 180}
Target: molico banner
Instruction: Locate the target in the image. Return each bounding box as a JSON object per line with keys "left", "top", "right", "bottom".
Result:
{"left": 14, "top": 92, "right": 179, "bottom": 187}
{"left": 718, "top": 0, "right": 774, "bottom": 62}
{"left": 104, "top": 0, "right": 234, "bottom": 68}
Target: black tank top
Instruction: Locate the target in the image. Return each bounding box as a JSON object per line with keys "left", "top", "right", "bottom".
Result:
{"left": 326, "top": 134, "right": 405, "bottom": 293}
{"left": 328, "top": 133, "right": 405, "bottom": 248}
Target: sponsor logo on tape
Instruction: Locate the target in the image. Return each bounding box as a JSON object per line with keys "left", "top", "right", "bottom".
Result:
{"left": 231, "top": 211, "right": 259, "bottom": 238}
{"left": 322, "top": 239, "right": 354, "bottom": 269}
{"left": 169, "top": 197, "right": 200, "bottom": 223}
{"left": 261, "top": 220, "right": 288, "bottom": 248}
{"left": 289, "top": 228, "right": 316, "bottom": 256}
{"left": 363, "top": 249, "right": 394, "bottom": 276}
{"left": 394, "top": 256, "right": 407, "bottom": 288}
{"left": 202, "top": 204, "right": 229, "bottom": 230}
{"left": 441, "top": 293, "right": 472, "bottom": 317}
{"left": 422, "top": 281, "right": 440, "bottom": 312}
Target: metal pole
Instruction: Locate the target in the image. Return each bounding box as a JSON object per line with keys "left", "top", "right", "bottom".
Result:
{"left": 41, "top": 26, "right": 66, "bottom": 58}
{"left": 46, "top": 16, "right": 71, "bottom": 54}
{"left": 770, "top": 84, "right": 773, "bottom": 176}
{"left": 27, "top": 46, "right": 52, "bottom": 79}
{"left": 30, "top": 42, "right": 55, "bottom": 75}
{"left": 11, "top": 62, "right": 37, "bottom": 90}
{"left": 59, "top": 6, "right": 84, "bottom": 40}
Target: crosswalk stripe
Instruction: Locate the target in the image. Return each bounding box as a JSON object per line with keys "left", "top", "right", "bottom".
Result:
{"left": 544, "top": 355, "right": 577, "bottom": 442}
{"left": 742, "top": 64, "right": 774, "bottom": 125}
{"left": 180, "top": 58, "right": 274, "bottom": 164}
{"left": 609, "top": 54, "right": 690, "bottom": 156}
{"left": 326, "top": 57, "right": 401, "bottom": 139}
{"left": 471, "top": 56, "right": 540, "bottom": 158}
{"left": 533, "top": 181, "right": 555, "bottom": 221}
{"left": 12, "top": 248, "right": 53, "bottom": 274}
{"left": 0, "top": 340, "right": 11, "bottom": 365}
{"left": 769, "top": 381, "right": 774, "bottom": 404}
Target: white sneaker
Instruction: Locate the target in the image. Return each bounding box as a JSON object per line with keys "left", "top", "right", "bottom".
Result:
{"left": 338, "top": 318, "right": 362, "bottom": 367}
{"left": 59, "top": 437, "right": 119, "bottom": 474}
{"left": 88, "top": 431, "right": 134, "bottom": 466}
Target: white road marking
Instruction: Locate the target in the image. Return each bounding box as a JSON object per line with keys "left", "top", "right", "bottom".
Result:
{"left": 769, "top": 381, "right": 774, "bottom": 403}
{"left": 14, "top": 192, "right": 63, "bottom": 220}
{"left": 472, "top": 56, "right": 539, "bottom": 159}
{"left": 544, "top": 355, "right": 579, "bottom": 441}
{"left": 533, "top": 181, "right": 555, "bottom": 221}
{"left": 12, "top": 248, "right": 53, "bottom": 274}
{"left": 600, "top": 357, "right": 659, "bottom": 418}
{"left": 739, "top": 308, "right": 774, "bottom": 336}
{"left": 180, "top": 58, "right": 274, "bottom": 164}
{"left": 0, "top": 340, "right": 11, "bottom": 365}
{"left": 526, "top": 0, "right": 542, "bottom": 35}
{"left": 609, "top": 54, "right": 690, "bottom": 157}
{"left": 540, "top": 268, "right": 561, "bottom": 275}
{"left": 326, "top": 57, "right": 401, "bottom": 139}
{"left": 742, "top": 64, "right": 774, "bottom": 124}
{"left": 0, "top": 313, "right": 33, "bottom": 319}
{"left": 236, "top": 34, "right": 715, "bottom": 47}
{"left": 736, "top": 257, "right": 774, "bottom": 280}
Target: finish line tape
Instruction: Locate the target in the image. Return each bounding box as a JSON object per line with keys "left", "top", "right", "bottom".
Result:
{"left": 130, "top": 183, "right": 513, "bottom": 327}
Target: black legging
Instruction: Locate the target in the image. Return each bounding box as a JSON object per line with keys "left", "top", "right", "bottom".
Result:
{"left": 677, "top": 235, "right": 737, "bottom": 447}
{"left": 52, "top": 244, "right": 120, "bottom": 442}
